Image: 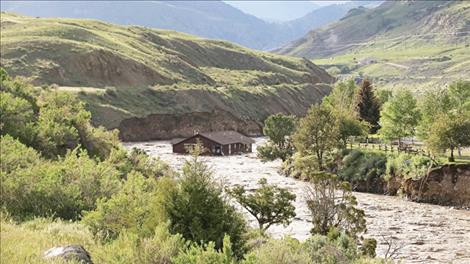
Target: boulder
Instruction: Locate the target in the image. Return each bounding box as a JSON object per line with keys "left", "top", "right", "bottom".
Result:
{"left": 44, "top": 245, "right": 93, "bottom": 264}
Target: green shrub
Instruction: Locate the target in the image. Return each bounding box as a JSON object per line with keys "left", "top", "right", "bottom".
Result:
{"left": 0, "top": 91, "right": 37, "bottom": 145}
{"left": 127, "top": 147, "right": 173, "bottom": 178}
{"left": 136, "top": 225, "right": 186, "bottom": 264}
{"left": 258, "top": 114, "right": 296, "bottom": 162}
{"left": 94, "top": 224, "right": 185, "bottom": 264}
{"left": 304, "top": 233, "right": 358, "bottom": 264}
{"left": 385, "top": 153, "right": 434, "bottom": 180}
{"left": 360, "top": 238, "right": 377, "bottom": 258}
{"left": 79, "top": 125, "right": 121, "bottom": 161}
{"left": 244, "top": 232, "right": 374, "bottom": 264}
{"left": 0, "top": 70, "right": 38, "bottom": 108}
{"left": 1, "top": 69, "right": 120, "bottom": 160}
{"left": 165, "top": 153, "right": 247, "bottom": 259}
{"left": 172, "top": 235, "right": 236, "bottom": 264}
{"left": 82, "top": 172, "right": 174, "bottom": 240}
{"left": 36, "top": 91, "right": 91, "bottom": 158}
{"left": 1, "top": 138, "right": 122, "bottom": 220}
{"left": 0, "top": 135, "right": 41, "bottom": 174}
{"left": 243, "top": 237, "right": 310, "bottom": 264}
{"left": 228, "top": 178, "right": 296, "bottom": 232}
{"left": 338, "top": 150, "right": 387, "bottom": 184}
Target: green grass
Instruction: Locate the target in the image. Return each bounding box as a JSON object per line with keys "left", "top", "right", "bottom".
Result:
{"left": 1, "top": 218, "right": 94, "bottom": 264}
{"left": 314, "top": 41, "right": 470, "bottom": 92}
{"left": 350, "top": 143, "right": 470, "bottom": 164}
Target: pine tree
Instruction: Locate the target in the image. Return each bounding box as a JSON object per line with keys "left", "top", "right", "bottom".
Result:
{"left": 356, "top": 79, "right": 381, "bottom": 133}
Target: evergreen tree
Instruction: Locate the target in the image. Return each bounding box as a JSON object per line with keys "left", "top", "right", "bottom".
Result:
{"left": 356, "top": 80, "right": 381, "bottom": 133}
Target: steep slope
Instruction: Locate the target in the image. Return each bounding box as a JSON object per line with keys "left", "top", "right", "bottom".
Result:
{"left": 0, "top": 0, "right": 360, "bottom": 50}
{"left": 0, "top": 13, "right": 334, "bottom": 140}
{"left": 277, "top": 1, "right": 470, "bottom": 91}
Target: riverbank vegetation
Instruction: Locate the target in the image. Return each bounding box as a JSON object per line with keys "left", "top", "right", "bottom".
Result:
{"left": 259, "top": 78, "right": 469, "bottom": 203}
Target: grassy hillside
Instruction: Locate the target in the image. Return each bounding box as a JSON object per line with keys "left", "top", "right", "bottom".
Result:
{"left": 0, "top": 13, "right": 333, "bottom": 140}
{"left": 276, "top": 1, "right": 470, "bottom": 92}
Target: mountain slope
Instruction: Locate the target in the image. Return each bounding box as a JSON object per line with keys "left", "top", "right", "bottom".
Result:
{"left": 0, "top": 13, "right": 334, "bottom": 140}
{"left": 277, "top": 1, "right": 470, "bottom": 91}
{"left": 0, "top": 0, "right": 359, "bottom": 50}
{"left": 282, "top": 3, "right": 365, "bottom": 43}
{"left": 225, "top": 1, "right": 319, "bottom": 22}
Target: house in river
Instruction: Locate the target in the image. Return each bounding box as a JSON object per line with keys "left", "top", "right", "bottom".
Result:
{"left": 172, "top": 130, "right": 255, "bottom": 155}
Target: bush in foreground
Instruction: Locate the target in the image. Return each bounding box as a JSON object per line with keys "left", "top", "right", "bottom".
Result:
{"left": 1, "top": 135, "right": 122, "bottom": 221}
{"left": 164, "top": 151, "right": 248, "bottom": 259}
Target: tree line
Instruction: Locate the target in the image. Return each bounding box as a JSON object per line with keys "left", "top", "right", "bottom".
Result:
{"left": 259, "top": 79, "right": 470, "bottom": 164}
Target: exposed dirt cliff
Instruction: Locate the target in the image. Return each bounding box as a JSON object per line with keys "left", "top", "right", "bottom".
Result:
{"left": 110, "top": 83, "right": 331, "bottom": 141}
{"left": 403, "top": 164, "right": 470, "bottom": 208}
{"left": 119, "top": 110, "right": 261, "bottom": 141}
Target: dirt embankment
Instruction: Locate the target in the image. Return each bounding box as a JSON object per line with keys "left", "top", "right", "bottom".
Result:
{"left": 346, "top": 164, "right": 470, "bottom": 208}
{"left": 403, "top": 164, "right": 470, "bottom": 207}
{"left": 114, "top": 84, "right": 331, "bottom": 141}
{"left": 119, "top": 110, "right": 261, "bottom": 141}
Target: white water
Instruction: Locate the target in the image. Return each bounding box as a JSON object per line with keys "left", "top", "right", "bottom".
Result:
{"left": 125, "top": 138, "right": 470, "bottom": 264}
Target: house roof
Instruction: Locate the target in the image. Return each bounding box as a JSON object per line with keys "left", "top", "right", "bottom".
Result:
{"left": 201, "top": 130, "right": 255, "bottom": 145}
{"left": 170, "top": 138, "right": 185, "bottom": 144}
{"left": 172, "top": 130, "right": 255, "bottom": 145}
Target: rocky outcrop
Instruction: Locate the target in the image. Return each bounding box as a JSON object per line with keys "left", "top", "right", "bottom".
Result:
{"left": 119, "top": 110, "right": 261, "bottom": 141}
{"left": 403, "top": 164, "right": 470, "bottom": 207}
{"left": 44, "top": 245, "right": 93, "bottom": 264}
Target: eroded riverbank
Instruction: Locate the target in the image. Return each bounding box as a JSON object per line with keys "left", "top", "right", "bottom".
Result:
{"left": 125, "top": 139, "right": 470, "bottom": 263}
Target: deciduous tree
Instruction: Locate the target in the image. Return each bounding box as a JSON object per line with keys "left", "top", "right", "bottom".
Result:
{"left": 379, "top": 90, "right": 420, "bottom": 145}
{"left": 426, "top": 113, "right": 470, "bottom": 162}
{"left": 258, "top": 114, "right": 296, "bottom": 161}
{"left": 293, "top": 104, "right": 339, "bottom": 170}
{"left": 336, "top": 111, "right": 368, "bottom": 149}
{"left": 229, "top": 178, "right": 296, "bottom": 232}
{"left": 305, "top": 172, "right": 366, "bottom": 238}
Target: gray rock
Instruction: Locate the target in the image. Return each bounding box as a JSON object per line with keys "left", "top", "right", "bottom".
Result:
{"left": 44, "top": 245, "right": 93, "bottom": 264}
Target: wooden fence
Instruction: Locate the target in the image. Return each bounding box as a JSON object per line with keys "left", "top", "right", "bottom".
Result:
{"left": 352, "top": 142, "right": 432, "bottom": 157}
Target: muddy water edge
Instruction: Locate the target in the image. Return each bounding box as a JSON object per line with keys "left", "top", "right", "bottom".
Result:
{"left": 124, "top": 139, "right": 470, "bottom": 264}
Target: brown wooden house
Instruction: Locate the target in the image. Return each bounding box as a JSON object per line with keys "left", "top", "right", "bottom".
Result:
{"left": 172, "top": 131, "right": 255, "bottom": 155}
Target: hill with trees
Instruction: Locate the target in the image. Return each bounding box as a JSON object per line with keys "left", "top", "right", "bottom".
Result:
{"left": 276, "top": 1, "right": 470, "bottom": 91}
{"left": 0, "top": 12, "right": 334, "bottom": 140}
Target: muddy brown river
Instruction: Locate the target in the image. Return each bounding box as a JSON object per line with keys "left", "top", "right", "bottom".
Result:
{"left": 125, "top": 139, "right": 470, "bottom": 263}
